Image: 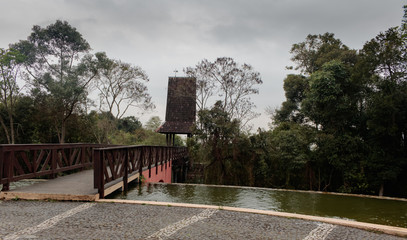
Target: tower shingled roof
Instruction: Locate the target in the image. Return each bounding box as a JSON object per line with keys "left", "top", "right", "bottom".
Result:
{"left": 157, "top": 77, "right": 196, "bottom": 134}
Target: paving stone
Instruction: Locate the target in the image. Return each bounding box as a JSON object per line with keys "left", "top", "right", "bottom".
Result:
{"left": 0, "top": 200, "right": 405, "bottom": 240}
{"left": 327, "top": 225, "right": 405, "bottom": 240}
{"left": 0, "top": 201, "right": 83, "bottom": 236}
{"left": 29, "top": 203, "right": 203, "bottom": 239}
{"left": 175, "top": 210, "right": 315, "bottom": 240}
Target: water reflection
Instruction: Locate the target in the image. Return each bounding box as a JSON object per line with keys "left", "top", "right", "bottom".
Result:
{"left": 166, "top": 184, "right": 198, "bottom": 201}
{"left": 110, "top": 183, "right": 407, "bottom": 228}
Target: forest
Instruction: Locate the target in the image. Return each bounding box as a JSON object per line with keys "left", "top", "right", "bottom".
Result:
{"left": 1, "top": 7, "right": 406, "bottom": 197}
{"left": 187, "top": 6, "right": 407, "bottom": 198}
{"left": 0, "top": 20, "right": 182, "bottom": 146}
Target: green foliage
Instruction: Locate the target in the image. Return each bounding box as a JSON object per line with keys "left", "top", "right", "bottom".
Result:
{"left": 190, "top": 101, "right": 248, "bottom": 185}
{"left": 109, "top": 127, "right": 183, "bottom": 146}
{"left": 0, "top": 48, "right": 26, "bottom": 144}
{"left": 186, "top": 7, "right": 407, "bottom": 198}
{"left": 0, "top": 20, "right": 162, "bottom": 146}
{"left": 117, "top": 116, "right": 142, "bottom": 133}
{"left": 267, "top": 7, "right": 407, "bottom": 197}
{"left": 12, "top": 20, "right": 95, "bottom": 143}
{"left": 360, "top": 25, "right": 407, "bottom": 195}
{"left": 144, "top": 116, "right": 162, "bottom": 131}
{"left": 273, "top": 74, "right": 308, "bottom": 124}
{"left": 270, "top": 123, "right": 314, "bottom": 188}
{"left": 289, "top": 33, "right": 357, "bottom": 75}
{"left": 302, "top": 60, "right": 359, "bottom": 132}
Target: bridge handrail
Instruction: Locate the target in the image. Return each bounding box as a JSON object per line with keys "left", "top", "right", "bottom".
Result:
{"left": 93, "top": 145, "right": 188, "bottom": 198}
{"left": 0, "top": 144, "right": 108, "bottom": 191}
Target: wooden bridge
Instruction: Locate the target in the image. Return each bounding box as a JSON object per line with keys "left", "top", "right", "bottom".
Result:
{"left": 0, "top": 144, "right": 188, "bottom": 201}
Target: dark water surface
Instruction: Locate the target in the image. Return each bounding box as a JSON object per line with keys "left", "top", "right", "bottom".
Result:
{"left": 109, "top": 183, "right": 407, "bottom": 228}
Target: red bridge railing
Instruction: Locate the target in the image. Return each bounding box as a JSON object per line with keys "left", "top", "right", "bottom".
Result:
{"left": 0, "top": 144, "right": 106, "bottom": 191}
{"left": 93, "top": 145, "right": 188, "bottom": 198}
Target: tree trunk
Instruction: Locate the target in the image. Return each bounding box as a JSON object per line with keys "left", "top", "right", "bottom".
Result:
{"left": 0, "top": 115, "right": 11, "bottom": 144}
{"left": 285, "top": 171, "right": 290, "bottom": 187}
{"left": 309, "top": 165, "right": 313, "bottom": 190}
{"left": 248, "top": 155, "right": 255, "bottom": 187}
{"left": 318, "top": 167, "right": 321, "bottom": 191}
{"left": 323, "top": 169, "right": 333, "bottom": 192}
{"left": 60, "top": 120, "right": 66, "bottom": 143}
{"left": 9, "top": 111, "right": 15, "bottom": 144}
{"left": 379, "top": 183, "right": 384, "bottom": 196}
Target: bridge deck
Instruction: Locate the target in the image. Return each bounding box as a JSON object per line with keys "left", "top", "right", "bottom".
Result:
{"left": 0, "top": 170, "right": 139, "bottom": 201}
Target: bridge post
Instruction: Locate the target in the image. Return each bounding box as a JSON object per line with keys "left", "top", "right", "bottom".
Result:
{"left": 93, "top": 149, "right": 98, "bottom": 189}
{"left": 81, "top": 146, "right": 86, "bottom": 170}
{"left": 93, "top": 149, "right": 105, "bottom": 198}
{"left": 123, "top": 149, "right": 128, "bottom": 192}
{"left": 161, "top": 147, "right": 164, "bottom": 172}
{"left": 164, "top": 147, "right": 167, "bottom": 170}
{"left": 155, "top": 147, "right": 159, "bottom": 175}
{"left": 1, "top": 150, "right": 12, "bottom": 191}
{"left": 139, "top": 147, "right": 143, "bottom": 182}
{"left": 0, "top": 146, "right": 9, "bottom": 191}
{"left": 32, "top": 150, "right": 38, "bottom": 177}
{"left": 148, "top": 147, "right": 152, "bottom": 178}
{"left": 51, "top": 149, "right": 57, "bottom": 179}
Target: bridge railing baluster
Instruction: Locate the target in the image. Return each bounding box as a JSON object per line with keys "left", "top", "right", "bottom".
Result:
{"left": 1, "top": 150, "right": 12, "bottom": 191}
{"left": 0, "top": 144, "right": 188, "bottom": 198}
{"left": 0, "top": 144, "right": 106, "bottom": 192}
{"left": 123, "top": 149, "right": 128, "bottom": 193}
{"left": 92, "top": 145, "right": 188, "bottom": 198}
{"left": 148, "top": 146, "right": 152, "bottom": 178}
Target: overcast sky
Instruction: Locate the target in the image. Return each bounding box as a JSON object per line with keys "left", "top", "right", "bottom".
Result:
{"left": 0, "top": 0, "right": 404, "bottom": 130}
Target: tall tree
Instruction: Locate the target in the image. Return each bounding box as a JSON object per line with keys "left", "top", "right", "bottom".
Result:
{"left": 273, "top": 33, "right": 358, "bottom": 125}
{"left": 361, "top": 26, "right": 407, "bottom": 196}
{"left": 184, "top": 59, "right": 216, "bottom": 112}
{"left": 270, "top": 122, "right": 314, "bottom": 188}
{"left": 271, "top": 74, "right": 308, "bottom": 124}
{"left": 289, "top": 33, "right": 357, "bottom": 75}
{"left": 0, "top": 48, "right": 25, "bottom": 144}
{"left": 93, "top": 52, "right": 154, "bottom": 119}
{"left": 270, "top": 32, "right": 369, "bottom": 194}
{"left": 185, "top": 57, "right": 262, "bottom": 128}
{"left": 12, "top": 20, "right": 96, "bottom": 143}
{"left": 302, "top": 60, "right": 359, "bottom": 132}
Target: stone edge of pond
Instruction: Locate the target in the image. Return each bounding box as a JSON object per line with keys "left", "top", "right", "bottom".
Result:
{"left": 96, "top": 198, "right": 407, "bottom": 238}
{"left": 169, "top": 182, "right": 407, "bottom": 202}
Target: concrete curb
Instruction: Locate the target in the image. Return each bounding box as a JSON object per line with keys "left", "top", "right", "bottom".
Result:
{"left": 97, "top": 199, "right": 407, "bottom": 238}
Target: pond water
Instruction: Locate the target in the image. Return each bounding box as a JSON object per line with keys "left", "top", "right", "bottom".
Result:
{"left": 109, "top": 183, "right": 407, "bottom": 228}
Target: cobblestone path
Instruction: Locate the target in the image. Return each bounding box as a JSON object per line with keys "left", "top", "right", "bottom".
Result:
{"left": 0, "top": 200, "right": 404, "bottom": 239}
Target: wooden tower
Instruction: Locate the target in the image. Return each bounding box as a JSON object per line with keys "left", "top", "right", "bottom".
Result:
{"left": 157, "top": 77, "right": 196, "bottom": 146}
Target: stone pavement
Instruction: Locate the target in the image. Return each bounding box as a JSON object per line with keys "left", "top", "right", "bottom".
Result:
{"left": 0, "top": 200, "right": 405, "bottom": 240}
